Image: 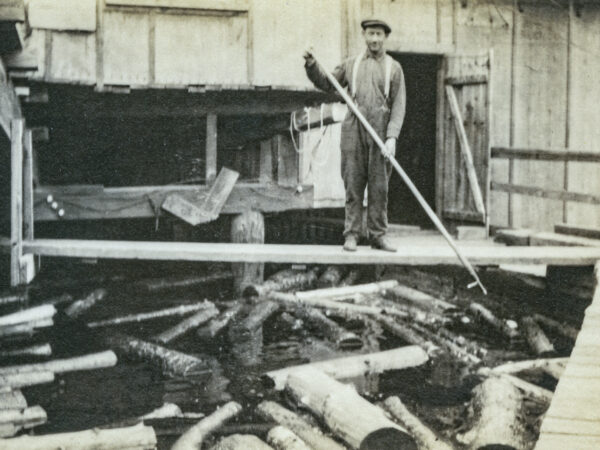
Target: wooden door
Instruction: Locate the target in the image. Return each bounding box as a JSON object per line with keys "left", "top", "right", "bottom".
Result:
{"left": 437, "top": 53, "right": 491, "bottom": 228}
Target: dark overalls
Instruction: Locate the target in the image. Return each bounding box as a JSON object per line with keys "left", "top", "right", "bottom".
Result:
{"left": 306, "top": 50, "right": 406, "bottom": 240}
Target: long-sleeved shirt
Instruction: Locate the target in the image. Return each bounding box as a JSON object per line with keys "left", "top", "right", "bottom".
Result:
{"left": 305, "top": 50, "right": 406, "bottom": 139}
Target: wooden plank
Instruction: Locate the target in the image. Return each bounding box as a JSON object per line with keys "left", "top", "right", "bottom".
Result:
{"left": 0, "top": 59, "right": 22, "bottom": 138}
{"left": 276, "top": 134, "right": 298, "bottom": 187}
{"left": 10, "top": 119, "right": 23, "bottom": 286}
{"left": 259, "top": 139, "right": 273, "bottom": 184}
{"left": 555, "top": 223, "right": 600, "bottom": 241}
{"left": 535, "top": 432, "right": 600, "bottom": 450}
{"left": 530, "top": 232, "right": 600, "bottom": 248}
{"left": 22, "top": 129, "right": 34, "bottom": 242}
{"left": 205, "top": 113, "right": 217, "bottom": 183}
{"left": 105, "top": 0, "right": 249, "bottom": 12}
{"left": 289, "top": 103, "right": 346, "bottom": 132}
{"left": 10, "top": 239, "right": 600, "bottom": 266}
{"left": 2, "top": 49, "right": 38, "bottom": 71}
{"left": 444, "top": 74, "right": 488, "bottom": 85}
{"left": 28, "top": 0, "right": 96, "bottom": 31}
{"left": 445, "top": 84, "right": 486, "bottom": 216}
{"left": 493, "top": 147, "right": 600, "bottom": 162}
{"left": 0, "top": 0, "right": 24, "bottom": 22}
{"left": 491, "top": 182, "right": 600, "bottom": 205}
{"left": 47, "top": 31, "right": 96, "bottom": 83}
{"left": 493, "top": 228, "right": 533, "bottom": 246}
{"left": 442, "top": 208, "right": 484, "bottom": 223}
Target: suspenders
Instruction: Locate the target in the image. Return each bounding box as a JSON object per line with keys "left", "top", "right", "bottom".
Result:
{"left": 351, "top": 51, "right": 394, "bottom": 102}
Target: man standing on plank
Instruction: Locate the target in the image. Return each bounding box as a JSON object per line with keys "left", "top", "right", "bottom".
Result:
{"left": 304, "top": 18, "right": 406, "bottom": 252}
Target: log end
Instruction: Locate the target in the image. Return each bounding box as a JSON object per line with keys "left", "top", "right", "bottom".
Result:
{"left": 359, "top": 428, "right": 417, "bottom": 450}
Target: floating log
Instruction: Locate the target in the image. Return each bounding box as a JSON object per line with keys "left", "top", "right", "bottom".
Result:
{"left": 232, "top": 210, "right": 265, "bottom": 295}
{"left": 0, "top": 291, "right": 27, "bottom": 306}
{"left": 0, "top": 304, "right": 56, "bottom": 327}
{"left": 456, "top": 376, "right": 527, "bottom": 449}
{"left": 469, "top": 302, "right": 519, "bottom": 339}
{"left": 270, "top": 292, "right": 408, "bottom": 320}
{"left": 0, "top": 422, "right": 157, "bottom": 450}
{"left": 0, "top": 371, "right": 54, "bottom": 390}
{"left": 383, "top": 396, "right": 453, "bottom": 450}
{"left": 88, "top": 302, "right": 216, "bottom": 328}
{"left": 384, "top": 284, "right": 455, "bottom": 313}
{"left": 521, "top": 316, "right": 555, "bottom": 355}
{"left": 0, "top": 318, "right": 53, "bottom": 338}
{"left": 197, "top": 302, "right": 243, "bottom": 339}
{"left": 256, "top": 401, "right": 346, "bottom": 450}
{"left": 171, "top": 401, "right": 242, "bottom": 450}
{"left": 409, "top": 323, "right": 481, "bottom": 365}
{"left": 0, "top": 405, "right": 46, "bottom": 427}
{"left": 294, "top": 280, "right": 399, "bottom": 302}
{"left": 0, "top": 350, "right": 117, "bottom": 375}
{"left": 154, "top": 302, "right": 219, "bottom": 344}
{"left": 317, "top": 266, "right": 348, "bottom": 288}
{"left": 0, "top": 390, "right": 27, "bottom": 410}
{"left": 141, "top": 402, "right": 183, "bottom": 420}
{"left": 488, "top": 357, "right": 568, "bottom": 380}
{"left": 286, "top": 368, "right": 416, "bottom": 450}
{"left": 266, "top": 346, "right": 428, "bottom": 390}
{"left": 378, "top": 317, "right": 438, "bottom": 354}
{"left": 209, "top": 434, "right": 273, "bottom": 450}
{"left": 106, "top": 333, "right": 209, "bottom": 377}
{"left": 238, "top": 300, "right": 280, "bottom": 332}
{"left": 532, "top": 313, "right": 579, "bottom": 341}
{"left": 494, "top": 372, "right": 553, "bottom": 403}
{"left": 292, "top": 306, "right": 361, "bottom": 349}
{"left": 243, "top": 267, "right": 319, "bottom": 298}
{"left": 0, "top": 423, "right": 18, "bottom": 438}
{"left": 64, "top": 288, "right": 108, "bottom": 319}
{"left": 133, "top": 271, "right": 232, "bottom": 292}
{"left": 338, "top": 269, "right": 361, "bottom": 287}
{"left": 0, "top": 343, "right": 51, "bottom": 358}
{"left": 267, "top": 425, "right": 311, "bottom": 450}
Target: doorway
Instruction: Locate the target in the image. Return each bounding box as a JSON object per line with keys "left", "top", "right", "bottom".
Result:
{"left": 387, "top": 53, "right": 440, "bottom": 228}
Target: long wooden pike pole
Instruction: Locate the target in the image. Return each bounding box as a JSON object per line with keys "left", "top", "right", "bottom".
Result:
{"left": 310, "top": 51, "right": 487, "bottom": 294}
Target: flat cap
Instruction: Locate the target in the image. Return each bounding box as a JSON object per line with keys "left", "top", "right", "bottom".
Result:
{"left": 361, "top": 18, "right": 391, "bottom": 35}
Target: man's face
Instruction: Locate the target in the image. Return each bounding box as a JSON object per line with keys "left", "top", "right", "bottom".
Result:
{"left": 363, "top": 27, "right": 387, "bottom": 53}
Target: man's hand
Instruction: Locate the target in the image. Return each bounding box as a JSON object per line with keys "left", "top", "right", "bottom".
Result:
{"left": 303, "top": 50, "right": 316, "bottom": 66}
{"left": 382, "top": 137, "right": 396, "bottom": 159}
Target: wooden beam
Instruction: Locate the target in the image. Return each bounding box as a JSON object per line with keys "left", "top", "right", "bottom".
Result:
{"left": 530, "top": 232, "right": 600, "bottom": 248}
{"left": 10, "top": 119, "right": 23, "bottom": 286}
{"left": 491, "top": 147, "right": 600, "bottom": 162}
{"left": 3, "top": 48, "right": 38, "bottom": 72}
{"left": 9, "top": 239, "right": 600, "bottom": 266}
{"left": 276, "top": 134, "right": 298, "bottom": 187}
{"left": 0, "top": 59, "right": 22, "bottom": 138}
{"left": 105, "top": 0, "right": 249, "bottom": 12}
{"left": 445, "top": 85, "right": 486, "bottom": 216}
{"left": 0, "top": 0, "right": 25, "bottom": 22}
{"left": 259, "top": 139, "right": 273, "bottom": 183}
{"left": 22, "top": 129, "right": 34, "bottom": 241}
{"left": 445, "top": 74, "right": 488, "bottom": 85}
{"left": 288, "top": 103, "right": 346, "bottom": 132}
{"left": 32, "top": 184, "right": 314, "bottom": 221}
{"left": 491, "top": 182, "right": 600, "bottom": 205}
{"left": 555, "top": 223, "right": 600, "bottom": 241}
{"left": 205, "top": 113, "right": 217, "bottom": 184}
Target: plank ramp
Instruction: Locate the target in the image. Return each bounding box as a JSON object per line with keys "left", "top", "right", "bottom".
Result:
{"left": 4, "top": 238, "right": 600, "bottom": 266}
{"left": 536, "top": 262, "right": 600, "bottom": 449}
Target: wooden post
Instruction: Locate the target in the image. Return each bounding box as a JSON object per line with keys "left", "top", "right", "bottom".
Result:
{"left": 206, "top": 113, "right": 217, "bottom": 184}
{"left": 10, "top": 119, "right": 24, "bottom": 287}
{"left": 231, "top": 210, "right": 265, "bottom": 295}
{"left": 260, "top": 139, "right": 274, "bottom": 184}
{"left": 22, "top": 128, "right": 36, "bottom": 281}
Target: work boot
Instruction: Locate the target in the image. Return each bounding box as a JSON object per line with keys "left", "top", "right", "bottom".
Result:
{"left": 371, "top": 235, "right": 397, "bottom": 252}
{"left": 343, "top": 235, "right": 358, "bottom": 252}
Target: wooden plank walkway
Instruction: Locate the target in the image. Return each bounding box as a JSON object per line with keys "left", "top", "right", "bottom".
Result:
{"left": 4, "top": 237, "right": 600, "bottom": 266}
{"left": 536, "top": 262, "right": 600, "bottom": 449}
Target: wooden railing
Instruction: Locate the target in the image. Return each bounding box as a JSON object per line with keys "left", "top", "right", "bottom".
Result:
{"left": 491, "top": 147, "right": 600, "bottom": 205}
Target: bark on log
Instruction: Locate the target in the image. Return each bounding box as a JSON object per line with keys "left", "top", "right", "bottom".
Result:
{"left": 317, "top": 266, "right": 348, "bottom": 288}
{"left": 209, "top": 434, "right": 273, "bottom": 450}
{"left": 383, "top": 396, "right": 453, "bottom": 450}
{"left": 267, "top": 426, "right": 312, "bottom": 450}
{"left": 491, "top": 372, "right": 553, "bottom": 403}
{"left": 266, "top": 346, "right": 428, "bottom": 391}
{"left": 292, "top": 306, "right": 361, "bottom": 349}
{"left": 154, "top": 302, "right": 219, "bottom": 344}
{"left": 469, "top": 302, "right": 519, "bottom": 339}
{"left": 197, "top": 302, "right": 243, "bottom": 339}
{"left": 521, "top": 316, "right": 555, "bottom": 355}
{"left": 0, "top": 422, "right": 157, "bottom": 450}
{"left": 378, "top": 317, "right": 438, "bottom": 355}
{"left": 0, "top": 405, "right": 46, "bottom": 427}
{"left": 256, "top": 401, "right": 346, "bottom": 450}
{"left": 456, "top": 376, "right": 527, "bottom": 449}
{"left": 0, "top": 350, "right": 116, "bottom": 375}
{"left": 488, "top": 357, "right": 568, "bottom": 380}
{"left": 0, "top": 318, "right": 53, "bottom": 338}
{"left": 244, "top": 268, "right": 319, "bottom": 298}
{"left": 384, "top": 284, "right": 456, "bottom": 313}
{"left": 171, "top": 401, "right": 242, "bottom": 450}
{"left": 133, "top": 271, "right": 232, "bottom": 292}
{"left": 0, "top": 371, "right": 54, "bottom": 390}
{"left": 238, "top": 300, "right": 280, "bottom": 332}
{"left": 410, "top": 323, "right": 481, "bottom": 365}
{"left": 106, "top": 333, "right": 210, "bottom": 377}
{"left": 88, "top": 302, "right": 216, "bottom": 328}
{"left": 0, "top": 343, "right": 52, "bottom": 358}
{"left": 532, "top": 313, "right": 579, "bottom": 341}
{"left": 285, "top": 368, "right": 417, "bottom": 450}
{"left": 0, "top": 304, "right": 56, "bottom": 327}
{"left": 294, "top": 280, "right": 399, "bottom": 302}
{"left": 64, "top": 288, "right": 108, "bottom": 319}
{"left": 231, "top": 210, "right": 265, "bottom": 295}
{"left": 0, "top": 390, "right": 27, "bottom": 410}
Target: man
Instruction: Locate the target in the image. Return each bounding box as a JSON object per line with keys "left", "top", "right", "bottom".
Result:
{"left": 304, "top": 18, "right": 406, "bottom": 252}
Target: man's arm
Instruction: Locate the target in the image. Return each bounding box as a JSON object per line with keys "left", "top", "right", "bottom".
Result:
{"left": 304, "top": 53, "right": 347, "bottom": 93}
{"left": 386, "top": 63, "right": 407, "bottom": 140}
